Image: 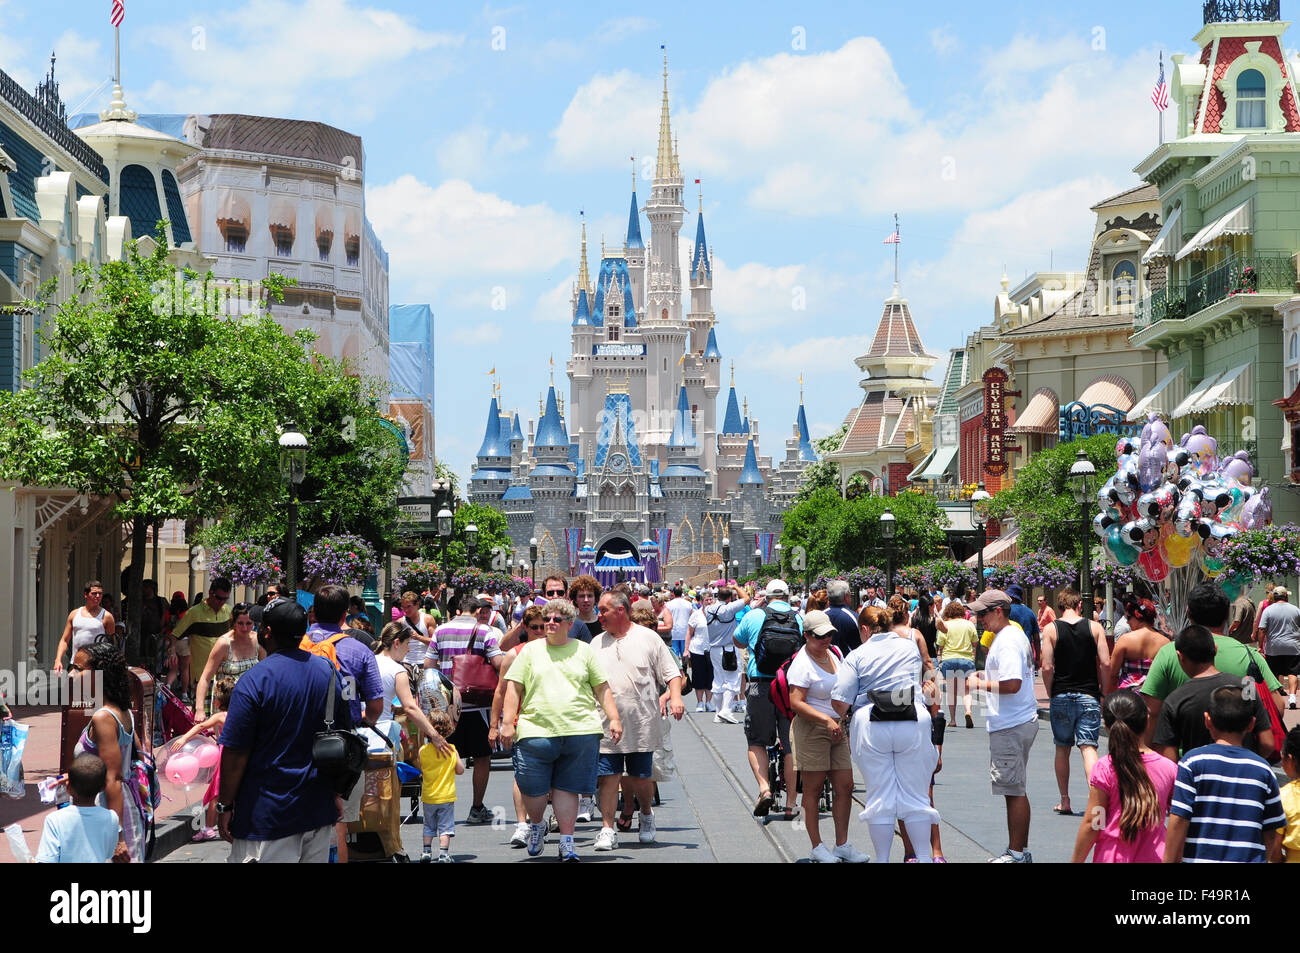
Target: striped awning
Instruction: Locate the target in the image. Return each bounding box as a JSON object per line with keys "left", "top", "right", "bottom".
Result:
{"left": 1077, "top": 374, "right": 1136, "bottom": 412}
{"left": 964, "top": 529, "right": 1021, "bottom": 568}
{"left": 1127, "top": 367, "right": 1188, "bottom": 422}
{"left": 595, "top": 551, "right": 642, "bottom": 570}
{"left": 1175, "top": 200, "right": 1251, "bottom": 261}
{"left": 1191, "top": 362, "right": 1254, "bottom": 413}
{"left": 1142, "top": 205, "right": 1183, "bottom": 263}
{"left": 1170, "top": 371, "right": 1226, "bottom": 419}
{"left": 1008, "top": 388, "right": 1059, "bottom": 434}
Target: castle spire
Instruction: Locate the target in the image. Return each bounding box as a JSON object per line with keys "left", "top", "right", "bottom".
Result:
{"left": 655, "top": 46, "right": 677, "bottom": 180}
{"left": 577, "top": 212, "right": 591, "bottom": 297}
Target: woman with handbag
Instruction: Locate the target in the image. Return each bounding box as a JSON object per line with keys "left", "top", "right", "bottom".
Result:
{"left": 706, "top": 587, "right": 747, "bottom": 722}
{"left": 73, "top": 642, "right": 146, "bottom": 862}
{"left": 831, "top": 601, "right": 940, "bottom": 863}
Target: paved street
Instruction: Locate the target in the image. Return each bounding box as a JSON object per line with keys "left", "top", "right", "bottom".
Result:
{"left": 159, "top": 684, "right": 1298, "bottom": 865}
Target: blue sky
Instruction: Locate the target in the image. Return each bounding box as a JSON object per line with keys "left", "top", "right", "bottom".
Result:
{"left": 1, "top": 0, "right": 1220, "bottom": 482}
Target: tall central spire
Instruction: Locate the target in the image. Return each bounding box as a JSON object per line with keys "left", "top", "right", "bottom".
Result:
{"left": 655, "top": 48, "right": 678, "bottom": 181}
{"left": 578, "top": 214, "right": 592, "bottom": 298}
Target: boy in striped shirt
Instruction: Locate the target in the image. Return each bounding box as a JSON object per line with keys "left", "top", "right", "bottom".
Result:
{"left": 1165, "top": 686, "right": 1285, "bottom": 863}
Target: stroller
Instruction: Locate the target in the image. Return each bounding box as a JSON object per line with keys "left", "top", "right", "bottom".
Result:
{"left": 154, "top": 681, "right": 195, "bottom": 749}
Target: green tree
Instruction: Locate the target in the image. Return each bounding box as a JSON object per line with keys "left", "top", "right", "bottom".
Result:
{"left": 418, "top": 502, "right": 510, "bottom": 571}
{"left": 983, "top": 433, "right": 1119, "bottom": 559}
{"left": 793, "top": 424, "right": 847, "bottom": 504}
{"left": 780, "top": 488, "right": 949, "bottom": 577}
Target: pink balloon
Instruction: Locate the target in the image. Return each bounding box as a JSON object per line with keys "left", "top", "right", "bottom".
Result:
{"left": 166, "top": 753, "right": 199, "bottom": 786}
{"left": 195, "top": 743, "right": 221, "bottom": 769}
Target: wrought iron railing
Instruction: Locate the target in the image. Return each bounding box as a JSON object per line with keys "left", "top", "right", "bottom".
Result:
{"left": 0, "top": 68, "right": 110, "bottom": 183}
{"left": 1134, "top": 254, "right": 1296, "bottom": 330}
{"left": 1204, "top": 0, "right": 1281, "bottom": 25}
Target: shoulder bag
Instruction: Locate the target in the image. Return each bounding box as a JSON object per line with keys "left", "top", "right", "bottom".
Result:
{"left": 451, "top": 624, "right": 499, "bottom": 708}
{"left": 312, "top": 666, "right": 367, "bottom": 798}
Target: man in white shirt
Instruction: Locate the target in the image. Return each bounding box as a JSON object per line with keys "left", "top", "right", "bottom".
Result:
{"left": 966, "top": 589, "right": 1038, "bottom": 864}
{"left": 665, "top": 587, "right": 694, "bottom": 659}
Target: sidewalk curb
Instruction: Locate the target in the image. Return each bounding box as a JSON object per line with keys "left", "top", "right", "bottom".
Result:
{"left": 150, "top": 815, "right": 199, "bottom": 863}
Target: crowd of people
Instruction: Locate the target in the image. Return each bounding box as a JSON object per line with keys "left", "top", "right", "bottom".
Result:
{"left": 30, "top": 566, "right": 1300, "bottom": 865}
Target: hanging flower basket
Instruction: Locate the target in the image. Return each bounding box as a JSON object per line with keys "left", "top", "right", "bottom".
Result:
{"left": 1222, "top": 525, "right": 1300, "bottom": 581}
{"left": 393, "top": 559, "right": 442, "bottom": 595}
{"left": 302, "top": 534, "right": 380, "bottom": 589}
{"left": 208, "top": 541, "right": 282, "bottom": 587}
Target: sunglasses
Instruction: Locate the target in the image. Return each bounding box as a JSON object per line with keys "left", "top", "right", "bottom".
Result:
{"left": 809, "top": 631, "right": 833, "bottom": 640}
{"left": 543, "top": 616, "right": 566, "bottom": 624}
{"left": 545, "top": 589, "right": 565, "bottom": 597}
{"left": 526, "top": 623, "right": 545, "bottom": 631}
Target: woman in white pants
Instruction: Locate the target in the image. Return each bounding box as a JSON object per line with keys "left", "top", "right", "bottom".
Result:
{"left": 706, "top": 588, "right": 747, "bottom": 723}
{"left": 832, "top": 604, "right": 940, "bottom": 863}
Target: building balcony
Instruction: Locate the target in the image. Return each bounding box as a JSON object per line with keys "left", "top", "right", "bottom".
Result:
{"left": 1134, "top": 254, "right": 1296, "bottom": 332}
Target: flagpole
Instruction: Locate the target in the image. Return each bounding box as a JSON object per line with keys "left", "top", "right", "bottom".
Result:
{"left": 893, "top": 212, "right": 899, "bottom": 285}
{"left": 1158, "top": 51, "right": 1163, "bottom": 146}
{"left": 114, "top": 25, "right": 120, "bottom": 85}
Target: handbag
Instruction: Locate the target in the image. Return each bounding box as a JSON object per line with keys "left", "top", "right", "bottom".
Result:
{"left": 312, "top": 666, "right": 367, "bottom": 798}
{"left": 450, "top": 624, "right": 499, "bottom": 708}
{"left": 721, "top": 646, "right": 738, "bottom": 672}
{"left": 867, "top": 685, "right": 918, "bottom": 722}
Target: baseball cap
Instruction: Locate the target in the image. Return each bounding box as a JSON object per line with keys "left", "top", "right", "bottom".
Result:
{"left": 764, "top": 579, "right": 790, "bottom": 598}
{"left": 967, "top": 589, "right": 1012, "bottom": 614}
{"left": 803, "top": 610, "right": 835, "bottom": 637}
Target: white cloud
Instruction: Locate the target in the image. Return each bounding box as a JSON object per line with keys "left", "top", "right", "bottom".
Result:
{"left": 130, "top": 0, "right": 462, "bottom": 116}
{"left": 736, "top": 335, "right": 868, "bottom": 374}
{"left": 550, "top": 70, "right": 659, "bottom": 168}
{"left": 436, "top": 125, "right": 530, "bottom": 177}
{"left": 366, "top": 176, "right": 572, "bottom": 300}
{"left": 594, "top": 17, "right": 654, "bottom": 45}
{"left": 930, "top": 26, "right": 959, "bottom": 57}
{"left": 532, "top": 277, "right": 575, "bottom": 325}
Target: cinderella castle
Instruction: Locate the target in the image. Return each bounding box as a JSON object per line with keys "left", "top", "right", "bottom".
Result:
{"left": 469, "top": 56, "right": 817, "bottom": 584}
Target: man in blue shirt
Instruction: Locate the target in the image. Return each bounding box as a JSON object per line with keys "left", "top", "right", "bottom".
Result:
{"left": 824, "top": 579, "right": 861, "bottom": 657}
{"left": 307, "top": 584, "right": 383, "bottom": 861}
{"left": 733, "top": 579, "right": 804, "bottom": 819}
{"left": 1006, "top": 585, "right": 1041, "bottom": 669}
{"left": 217, "top": 600, "right": 352, "bottom": 862}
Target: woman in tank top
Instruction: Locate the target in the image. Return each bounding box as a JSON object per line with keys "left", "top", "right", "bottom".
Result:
{"left": 1106, "top": 598, "right": 1168, "bottom": 692}
{"left": 54, "top": 580, "right": 116, "bottom": 673}
{"left": 194, "top": 603, "right": 264, "bottom": 718}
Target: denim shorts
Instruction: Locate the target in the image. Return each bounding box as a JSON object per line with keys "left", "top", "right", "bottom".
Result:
{"left": 422, "top": 801, "right": 455, "bottom": 838}
{"left": 1049, "top": 692, "right": 1101, "bottom": 748}
{"left": 597, "top": 751, "right": 654, "bottom": 779}
{"left": 939, "top": 658, "right": 975, "bottom": 678}
{"left": 512, "top": 734, "right": 601, "bottom": 798}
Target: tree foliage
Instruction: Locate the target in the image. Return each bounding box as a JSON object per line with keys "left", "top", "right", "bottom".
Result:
{"left": 793, "top": 423, "right": 847, "bottom": 504}
{"left": 417, "top": 502, "right": 511, "bottom": 573}
{"left": 779, "top": 487, "right": 950, "bottom": 577}
{"left": 983, "top": 433, "right": 1119, "bottom": 559}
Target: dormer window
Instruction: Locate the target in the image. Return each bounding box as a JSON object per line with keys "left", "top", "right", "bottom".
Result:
{"left": 1237, "top": 69, "right": 1266, "bottom": 128}
{"left": 1111, "top": 259, "right": 1136, "bottom": 308}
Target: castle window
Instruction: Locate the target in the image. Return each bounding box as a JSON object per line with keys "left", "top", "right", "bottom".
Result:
{"left": 608, "top": 324, "right": 620, "bottom": 342}
{"left": 1237, "top": 69, "right": 1266, "bottom": 128}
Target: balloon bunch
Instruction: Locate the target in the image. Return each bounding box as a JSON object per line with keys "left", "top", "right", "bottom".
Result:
{"left": 1094, "top": 418, "right": 1270, "bottom": 590}
{"left": 159, "top": 736, "right": 219, "bottom": 793}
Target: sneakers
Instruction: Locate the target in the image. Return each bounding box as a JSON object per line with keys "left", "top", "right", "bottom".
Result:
{"left": 547, "top": 811, "right": 560, "bottom": 832}
{"left": 695, "top": 703, "right": 707, "bottom": 713}
{"left": 437, "top": 852, "right": 454, "bottom": 863}
{"left": 988, "top": 849, "right": 1033, "bottom": 863}
{"left": 833, "top": 842, "right": 871, "bottom": 863}
{"left": 190, "top": 826, "right": 219, "bottom": 843}
{"left": 558, "top": 839, "right": 580, "bottom": 863}
{"left": 576, "top": 796, "right": 595, "bottom": 823}
{"left": 809, "top": 843, "right": 838, "bottom": 863}
{"left": 509, "top": 822, "right": 529, "bottom": 848}
{"left": 525, "top": 822, "right": 547, "bottom": 856}
{"left": 593, "top": 827, "right": 618, "bottom": 851}
{"left": 1289, "top": 694, "right": 1297, "bottom": 710}
{"left": 466, "top": 804, "right": 494, "bottom": 825}
{"left": 638, "top": 813, "right": 656, "bottom": 843}
{"left": 420, "top": 849, "right": 432, "bottom": 863}
{"left": 706, "top": 703, "right": 716, "bottom": 712}
{"left": 714, "top": 710, "right": 739, "bottom": 724}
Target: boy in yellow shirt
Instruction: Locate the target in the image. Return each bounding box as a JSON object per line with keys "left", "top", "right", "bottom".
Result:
{"left": 420, "top": 711, "right": 465, "bottom": 863}
{"left": 1278, "top": 726, "right": 1300, "bottom": 863}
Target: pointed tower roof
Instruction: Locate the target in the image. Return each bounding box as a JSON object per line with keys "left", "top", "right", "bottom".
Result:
{"left": 655, "top": 50, "right": 680, "bottom": 180}
{"left": 577, "top": 217, "right": 592, "bottom": 298}
{"left": 855, "top": 283, "right": 939, "bottom": 385}
{"left": 626, "top": 190, "right": 644, "bottom": 249}
{"left": 535, "top": 386, "right": 567, "bottom": 448}
{"left": 738, "top": 439, "right": 764, "bottom": 484}
{"left": 796, "top": 402, "right": 817, "bottom": 462}
{"left": 722, "top": 386, "right": 744, "bottom": 435}
{"left": 691, "top": 196, "right": 711, "bottom": 280}
{"left": 476, "top": 396, "right": 508, "bottom": 458}
{"left": 742, "top": 396, "right": 751, "bottom": 434}
{"left": 668, "top": 385, "right": 696, "bottom": 447}
{"left": 510, "top": 412, "right": 524, "bottom": 443}
{"left": 573, "top": 287, "right": 592, "bottom": 326}
{"left": 704, "top": 324, "right": 721, "bottom": 358}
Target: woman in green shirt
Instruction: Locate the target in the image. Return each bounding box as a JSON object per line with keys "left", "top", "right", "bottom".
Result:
{"left": 499, "top": 599, "right": 622, "bottom": 862}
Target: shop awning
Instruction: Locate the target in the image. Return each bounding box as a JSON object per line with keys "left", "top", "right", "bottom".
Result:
{"left": 1175, "top": 200, "right": 1251, "bottom": 261}
{"left": 1008, "top": 388, "right": 1059, "bottom": 434}
{"left": 1141, "top": 205, "right": 1183, "bottom": 263}
{"left": 1170, "top": 371, "right": 1227, "bottom": 419}
{"left": 911, "top": 446, "right": 958, "bottom": 481}
{"left": 1127, "top": 367, "right": 1188, "bottom": 422}
{"left": 1191, "top": 362, "right": 1254, "bottom": 413}
{"left": 964, "top": 529, "right": 1021, "bottom": 568}
{"left": 1077, "top": 374, "right": 1136, "bottom": 412}
{"left": 907, "top": 449, "right": 936, "bottom": 482}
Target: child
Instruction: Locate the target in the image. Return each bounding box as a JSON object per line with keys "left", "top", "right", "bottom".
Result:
{"left": 35, "top": 754, "right": 120, "bottom": 863}
{"left": 1071, "top": 690, "right": 1177, "bottom": 863}
{"left": 1165, "top": 686, "right": 1286, "bottom": 863}
{"left": 419, "top": 710, "right": 464, "bottom": 863}
{"left": 172, "top": 675, "right": 235, "bottom": 842}
{"left": 1277, "top": 725, "right": 1300, "bottom": 863}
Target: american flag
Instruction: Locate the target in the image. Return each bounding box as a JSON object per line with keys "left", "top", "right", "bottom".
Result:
{"left": 883, "top": 230, "right": 900, "bottom": 244}
{"left": 1152, "top": 59, "right": 1169, "bottom": 112}
{"left": 111, "top": 0, "right": 124, "bottom": 27}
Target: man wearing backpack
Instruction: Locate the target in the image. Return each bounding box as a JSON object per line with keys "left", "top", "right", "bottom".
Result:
{"left": 733, "top": 579, "right": 804, "bottom": 818}
{"left": 305, "top": 584, "right": 384, "bottom": 863}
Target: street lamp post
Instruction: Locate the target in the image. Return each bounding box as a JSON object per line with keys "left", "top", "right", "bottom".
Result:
{"left": 774, "top": 542, "right": 783, "bottom": 578}
{"left": 529, "top": 536, "right": 538, "bottom": 588}
{"left": 717, "top": 563, "right": 725, "bottom": 583}
{"left": 466, "top": 522, "right": 479, "bottom": 570}
{"left": 278, "top": 422, "right": 308, "bottom": 594}
{"left": 970, "top": 483, "right": 991, "bottom": 594}
{"left": 722, "top": 537, "right": 731, "bottom": 580}
{"left": 754, "top": 547, "right": 762, "bottom": 579}
{"left": 1070, "top": 450, "right": 1097, "bottom": 621}
{"left": 880, "top": 507, "right": 897, "bottom": 597}
{"left": 731, "top": 559, "right": 739, "bottom": 585}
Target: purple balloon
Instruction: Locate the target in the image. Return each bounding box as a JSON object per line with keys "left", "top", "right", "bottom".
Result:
{"left": 1241, "top": 486, "right": 1272, "bottom": 529}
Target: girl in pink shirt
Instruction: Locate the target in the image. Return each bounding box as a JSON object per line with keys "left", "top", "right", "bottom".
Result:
{"left": 1070, "top": 690, "right": 1177, "bottom": 863}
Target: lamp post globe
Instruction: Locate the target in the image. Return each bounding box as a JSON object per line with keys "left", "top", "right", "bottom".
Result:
{"left": 722, "top": 537, "right": 731, "bottom": 572}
